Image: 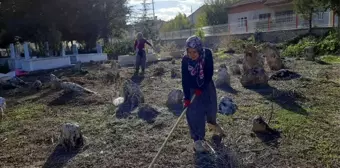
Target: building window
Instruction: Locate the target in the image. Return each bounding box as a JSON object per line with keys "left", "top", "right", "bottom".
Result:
{"left": 316, "top": 12, "right": 324, "bottom": 20}
{"left": 259, "top": 13, "right": 271, "bottom": 20}
{"left": 275, "top": 10, "right": 294, "bottom": 23}
{"left": 238, "top": 17, "right": 247, "bottom": 27}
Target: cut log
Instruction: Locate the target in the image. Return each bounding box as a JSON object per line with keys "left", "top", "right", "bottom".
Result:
{"left": 59, "top": 123, "right": 84, "bottom": 151}
{"left": 252, "top": 116, "right": 271, "bottom": 133}
{"left": 122, "top": 79, "right": 144, "bottom": 111}
{"left": 262, "top": 43, "right": 284, "bottom": 71}
{"left": 215, "top": 67, "right": 230, "bottom": 87}
{"left": 31, "top": 80, "right": 42, "bottom": 91}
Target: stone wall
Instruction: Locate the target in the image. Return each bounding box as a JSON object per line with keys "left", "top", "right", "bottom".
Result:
{"left": 161, "top": 28, "right": 333, "bottom": 49}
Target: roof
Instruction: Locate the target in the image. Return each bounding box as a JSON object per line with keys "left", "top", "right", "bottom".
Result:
{"left": 227, "top": 0, "right": 291, "bottom": 8}
{"left": 230, "top": 0, "right": 264, "bottom": 7}
{"left": 187, "top": 5, "right": 206, "bottom": 18}
{"left": 263, "top": 0, "right": 292, "bottom": 5}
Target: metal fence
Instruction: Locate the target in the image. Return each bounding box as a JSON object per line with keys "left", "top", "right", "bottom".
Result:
{"left": 159, "top": 12, "right": 338, "bottom": 40}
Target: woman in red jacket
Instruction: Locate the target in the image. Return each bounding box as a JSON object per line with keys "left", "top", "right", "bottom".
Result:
{"left": 134, "top": 32, "right": 154, "bottom": 75}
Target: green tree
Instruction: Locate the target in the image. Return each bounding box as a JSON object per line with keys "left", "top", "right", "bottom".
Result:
{"left": 160, "top": 13, "right": 191, "bottom": 32}
{"left": 294, "top": 0, "right": 323, "bottom": 33}
{"left": 0, "top": 0, "right": 130, "bottom": 52}
{"left": 202, "top": 0, "right": 240, "bottom": 26}
{"left": 196, "top": 12, "right": 208, "bottom": 28}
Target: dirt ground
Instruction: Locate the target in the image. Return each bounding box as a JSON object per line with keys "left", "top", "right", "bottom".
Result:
{"left": 1, "top": 54, "right": 340, "bottom": 168}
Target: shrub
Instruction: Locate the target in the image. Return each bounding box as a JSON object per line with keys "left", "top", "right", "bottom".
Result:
{"left": 317, "top": 30, "right": 340, "bottom": 55}
{"left": 104, "top": 40, "right": 135, "bottom": 59}
{"left": 282, "top": 36, "right": 318, "bottom": 57}
{"left": 160, "top": 42, "right": 177, "bottom": 52}
{"left": 195, "top": 28, "right": 205, "bottom": 41}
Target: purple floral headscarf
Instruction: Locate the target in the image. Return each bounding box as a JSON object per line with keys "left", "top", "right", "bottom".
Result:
{"left": 185, "top": 35, "right": 205, "bottom": 87}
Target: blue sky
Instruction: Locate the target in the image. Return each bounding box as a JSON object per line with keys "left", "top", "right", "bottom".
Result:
{"left": 128, "top": 0, "right": 204, "bottom": 21}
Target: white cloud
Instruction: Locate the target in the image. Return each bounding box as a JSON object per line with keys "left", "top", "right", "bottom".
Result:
{"left": 128, "top": 0, "right": 204, "bottom": 21}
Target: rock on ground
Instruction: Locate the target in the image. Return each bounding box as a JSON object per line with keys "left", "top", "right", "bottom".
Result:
{"left": 166, "top": 89, "right": 184, "bottom": 108}
{"left": 59, "top": 123, "right": 84, "bottom": 151}
{"left": 218, "top": 96, "right": 237, "bottom": 115}
{"left": 113, "top": 97, "right": 124, "bottom": 107}
{"left": 137, "top": 104, "right": 160, "bottom": 123}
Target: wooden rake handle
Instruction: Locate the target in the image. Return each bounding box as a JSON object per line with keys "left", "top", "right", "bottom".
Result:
{"left": 148, "top": 94, "right": 196, "bottom": 168}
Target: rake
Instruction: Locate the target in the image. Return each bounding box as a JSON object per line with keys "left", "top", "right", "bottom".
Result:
{"left": 148, "top": 94, "right": 196, "bottom": 168}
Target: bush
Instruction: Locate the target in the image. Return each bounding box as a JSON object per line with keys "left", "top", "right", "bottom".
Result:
{"left": 104, "top": 40, "right": 135, "bottom": 59}
{"left": 317, "top": 30, "right": 340, "bottom": 55}
{"left": 282, "top": 36, "right": 318, "bottom": 57}
{"left": 282, "top": 30, "right": 340, "bottom": 57}
{"left": 229, "top": 37, "right": 255, "bottom": 53}
{"left": 160, "top": 42, "right": 177, "bottom": 52}
{"left": 195, "top": 28, "right": 205, "bottom": 41}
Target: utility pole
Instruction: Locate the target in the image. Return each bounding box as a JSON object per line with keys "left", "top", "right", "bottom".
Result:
{"left": 152, "top": 0, "right": 155, "bottom": 20}
{"left": 137, "top": 0, "right": 156, "bottom": 40}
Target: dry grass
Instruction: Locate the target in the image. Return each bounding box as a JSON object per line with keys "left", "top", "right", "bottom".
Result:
{"left": 1, "top": 56, "right": 340, "bottom": 168}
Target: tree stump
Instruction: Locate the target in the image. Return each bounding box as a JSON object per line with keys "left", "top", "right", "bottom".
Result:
{"left": 31, "top": 80, "right": 42, "bottom": 91}
{"left": 74, "top": 61, "right": 82, "bottom": 71}
{"left": 243, "top": 46, "right": 264, "bottom": 72}
{"left": 111, "top": 60, "right": 118, "bottom": 70}
{"left": 171, "top": 59, "right": 176, "bottom": 64}
{"left": 50, "top": 74, "right": 62, "bottom": 89}
{"left": 59, "top": 123, "right": 84, "bottom": 151}
{"left": 215, "top": 66, "right": 230, "bottom": 87}
{"left": 241, "top": 46, "right": 268, "bottom": 87}
{"left": 104, "top": 71, "right": 120, "bottom": 84}
{"left": 252, "top": 116, "right": 270, "bottom": 133}
{"left": 240, "top": 68, "right": 268, "bottom": 87}
{"left": 262, "top": 43, "right": 283, "bottom": 71}
{"left": 122, "top": 79, "right": 144, "bottom": 111}
{"left": 230, "top": 64, "right": 241, "bottom": 75}
{"left": 304, "top": 46, "right": 315, "bottom": 61}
